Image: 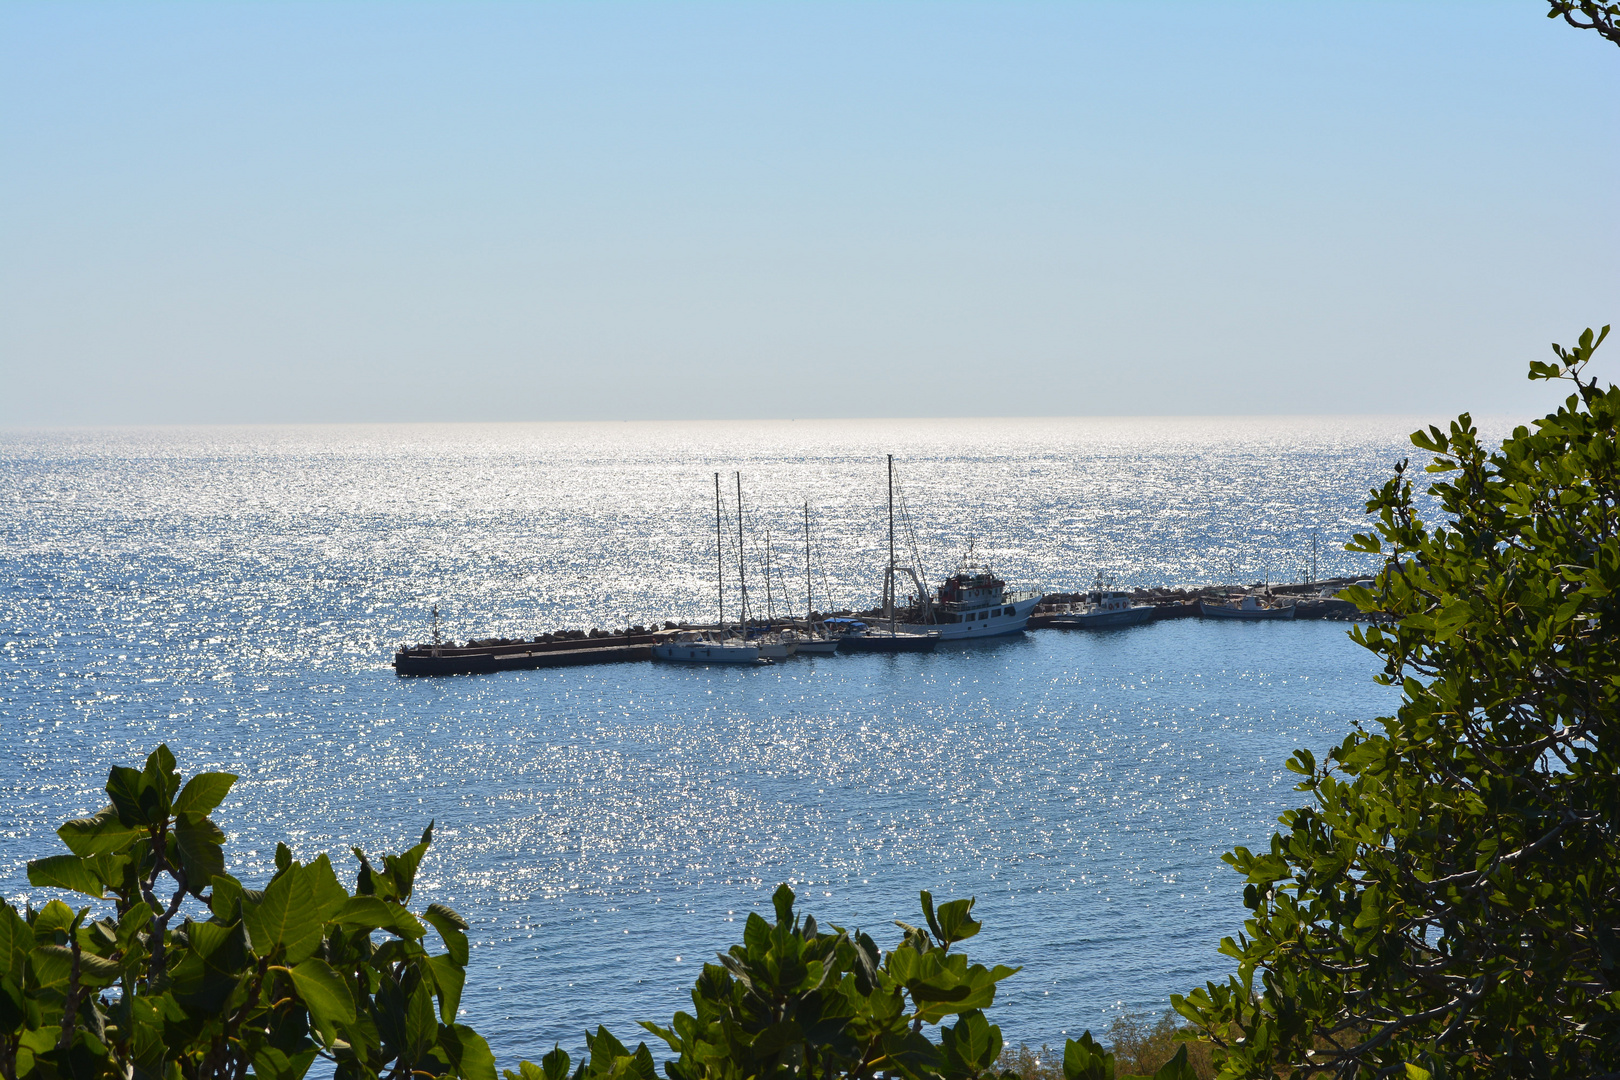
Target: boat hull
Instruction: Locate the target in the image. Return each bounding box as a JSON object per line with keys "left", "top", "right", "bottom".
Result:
{"left": 788, "top": 638, "right": 840, "bottom": 655}
{"left": 839, "top": 631, "right": 939, "bottom": 653}
{"left": 652, "top": 642, "right": 763, "bottom": 663}
{"left": 897, "top": 594, "right": 1043, "bottom": 640}
{"left": 1199, "top": 600, "right": 1296, "bottom": 620}
{"left": 1049, "top": 605, "right": 1156, "bottom": 629}
{"left": 756, "top": 641, "right": 797, "bottom": 659}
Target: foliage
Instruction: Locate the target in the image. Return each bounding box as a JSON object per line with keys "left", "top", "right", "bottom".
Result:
{"left": 1546, "top": 0, "right": 1620, "bottom": 47}
{"left": 502, "top": 888, "right": 1195, "bottom": 1080}
{"left": 1174, "top": 328, "right": 1620, "bottom": 1077}
{"left": 3, "top": 745, "right": 491, "bottom": 1080}
{"left": 1104, "top": 1014, "right": 1210, "bottom": 1080}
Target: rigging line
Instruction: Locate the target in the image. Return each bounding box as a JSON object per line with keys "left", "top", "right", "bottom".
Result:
{"left": 892, "top": 466, "right": 930, "bottom": 607}
{"left": 808, "top": 508, "right": 840, "bottom": 616}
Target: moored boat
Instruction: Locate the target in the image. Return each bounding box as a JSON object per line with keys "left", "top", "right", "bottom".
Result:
{"left": 652, "top": 630, "right": 762, "bottom": 664}
{"left": 895, "top": 542, "right": 1043, "bottom": 640}
{"left": 1199, "top": 594, "right": 1296, "bottom": 620}
{"left": 656, "top": 473, "right": 771, "bottom": 665}
{"left": 836, "top": 620, "right": 939, "bottom": 653}
{"left": 1048, "top": 573, "right": 1155, "bottom": 629}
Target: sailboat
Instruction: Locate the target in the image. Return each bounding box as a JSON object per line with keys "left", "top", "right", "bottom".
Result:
{"left": 839, "top": 456, "right": 940, "bottom": 653}
{"left": 753, "top": 517, "right": 797, "bottom": 659}
{"left": 780, "top": 502, "right": 840, "bottom": 655}
{"left": 653, "top": 473, "right": 763, "bottom": 665}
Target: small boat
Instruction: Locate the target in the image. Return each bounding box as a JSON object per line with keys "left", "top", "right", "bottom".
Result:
{"left": 750, "top": 629, "right": 798, "bottom": 660}
{"left": 1048, "top": 573, "right": 1156, "bottom": 629}
{"left": 779, "top": 626, "right": 839, "bottom": 655}
{"left": 836, "top": 620, "right": 939, "bottom": 653}
{"left": 1199, "top": 594, "right": 1296, "bottom": 620}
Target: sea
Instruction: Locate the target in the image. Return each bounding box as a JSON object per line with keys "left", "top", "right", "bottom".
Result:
{"left": 0, "top": 416, "right": 1480, "bottom": 1062}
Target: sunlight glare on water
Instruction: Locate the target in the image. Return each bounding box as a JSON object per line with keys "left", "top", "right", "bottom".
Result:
{"left": 1, "top": 416, "right": 1453, "bottom": 1058}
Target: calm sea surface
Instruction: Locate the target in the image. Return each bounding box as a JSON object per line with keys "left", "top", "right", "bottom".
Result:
{"left": 1, "top": 417, "right": 1475, "bottom": 1060}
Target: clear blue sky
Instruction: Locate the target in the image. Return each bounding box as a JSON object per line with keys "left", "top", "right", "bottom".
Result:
{"left": 2, "top": 2, "right": 1616, "bottom": 424}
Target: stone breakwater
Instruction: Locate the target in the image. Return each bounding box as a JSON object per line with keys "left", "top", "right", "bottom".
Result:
{"left": 394, "top": 578, "right": 1383, "bottom": 675}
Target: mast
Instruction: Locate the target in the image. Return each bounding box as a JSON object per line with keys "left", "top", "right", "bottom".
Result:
{"left": 888, "top": 453, "right": 896, "bottom": 636}
{"left": 804, "top": 502, "right": 813, "bottom": 626}
{"left": 715, "top": 473, "right": 724, "bottom": 631}
{"left": 765, "top": 527, "right": 775, "bottom": 621}
{"left": 736, "top": 471, "right": 748, "bottom": 634}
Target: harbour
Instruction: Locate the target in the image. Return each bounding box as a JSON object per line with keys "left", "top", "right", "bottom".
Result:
{"left": 393, "top": 579, "right": 1375, "bottom": 676}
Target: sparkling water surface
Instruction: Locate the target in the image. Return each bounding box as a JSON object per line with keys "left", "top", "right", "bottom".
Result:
{"left": 2, "top": 417, "right": 1456, "bottom": 1059}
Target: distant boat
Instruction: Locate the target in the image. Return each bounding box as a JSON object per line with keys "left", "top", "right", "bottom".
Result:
{"left": 653, "top": 473, "right": 764, "bottom": 664}
{"left": 1049, "top": 573, "right": 1155, "bottom": 629}
{"left": 1199, "top": 594, "right": 1296, "bottom": 620}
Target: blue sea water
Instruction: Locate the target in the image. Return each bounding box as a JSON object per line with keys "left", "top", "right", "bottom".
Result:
{"left": 0, "top": 416, "right": 1460, "bottom": 1061}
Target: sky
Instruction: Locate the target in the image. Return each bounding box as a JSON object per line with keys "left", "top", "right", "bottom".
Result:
{"left": 2, "top": 1, "right": 1617, "bottom": 425}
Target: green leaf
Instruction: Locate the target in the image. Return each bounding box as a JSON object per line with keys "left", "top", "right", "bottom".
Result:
{"left": 540, "top": 1046, "right": 571, "bottom": 1080}
{"left": 252, "top": 1044, "right": 319, "bottom": 1080}
{"left": 57, "top": 807, "right": 144, "bottom": 857}
{"left": 243, "top": 863, "right": 326, "bottom": 964}
{"left": 105, "top": 766, "right": 148, "bottom": 827}
{"left": 441, "top": 1022, "right": 497, "bottom": 1080}
{"left": 749, "top": 1019, "right": 804, "bottom": 1059}
{"left": 933, "top": 898, "right": 981, "bottom": 946}
{"left": 305, "top": 854, "right": 350, "bottom": 921}
{"left": 333, "top": 896, "right": 424, "bottom": 939}
{"left": 382, "top": 823, "right": 434, "bottom": 903}
{"left": 32, "top": 900, "right": 77, "bottom": 938}
{"left": 405, "top": 980, "right": 438, "bottom": 1059}
{"left": 1146, "top": 1045, "right": 1195, "bottom": 1080}
{"left": 210, "top": 874, "right": 245, "bottom": 921}
{"left": 27, "top": 855, "right": 105, "bottom": 898}
{"left": 168, "top": 919, "right": 250, "bottom": 1017}
{"left": 0, "top": 902, "right": 34, "bottom": 984}
{"left": 1063, "top": 1033, "right": 1113, "bottom": 1080}
{"left": 173, "top": 814, "right": 227, "bottom": 895}
{"left": 429, "top": 953, "right": 467, "bottom": 1023}
{"left": 173, "top": 772, "right": 237, "bottom": 816}
{"left": 287, "top": 958, "right": 355, "bottom": 1039}
{"left": 423, "top": 903, "right": 470, "bottom": 966}
{"left": 29, "top": 944, "right": 75, "bottom": 994}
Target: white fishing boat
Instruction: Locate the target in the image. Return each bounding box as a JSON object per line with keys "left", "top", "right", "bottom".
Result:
{"left": 1049, "top": 573, "right": 1156, "bottom": 629}
{"left": 1199, "top": 594, "right": 1296, "bottom": 620}
{"left": 855, "top": 454, "right": 1039, "bottom": 642}
{"left": 896, "top": 543, "right": 1043, "bottom": 640}
{"left": 654, "top": 473, "right": 765, "bottom": 665}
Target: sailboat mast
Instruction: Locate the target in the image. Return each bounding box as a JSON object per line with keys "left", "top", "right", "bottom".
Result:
{"left": 804, "top": 502, "right": 812, "bottom": 625}
{"left": 715, "top": 472, "right": 723, "bottom": 630}
{"left": 765, "top": 527, "right": 775, "bottom": 621}
{"left": 888, "top": 453, "right": 896, "bottom": 635}
{"left": 736, "top": 472, "right": 748, "bottom": 633}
